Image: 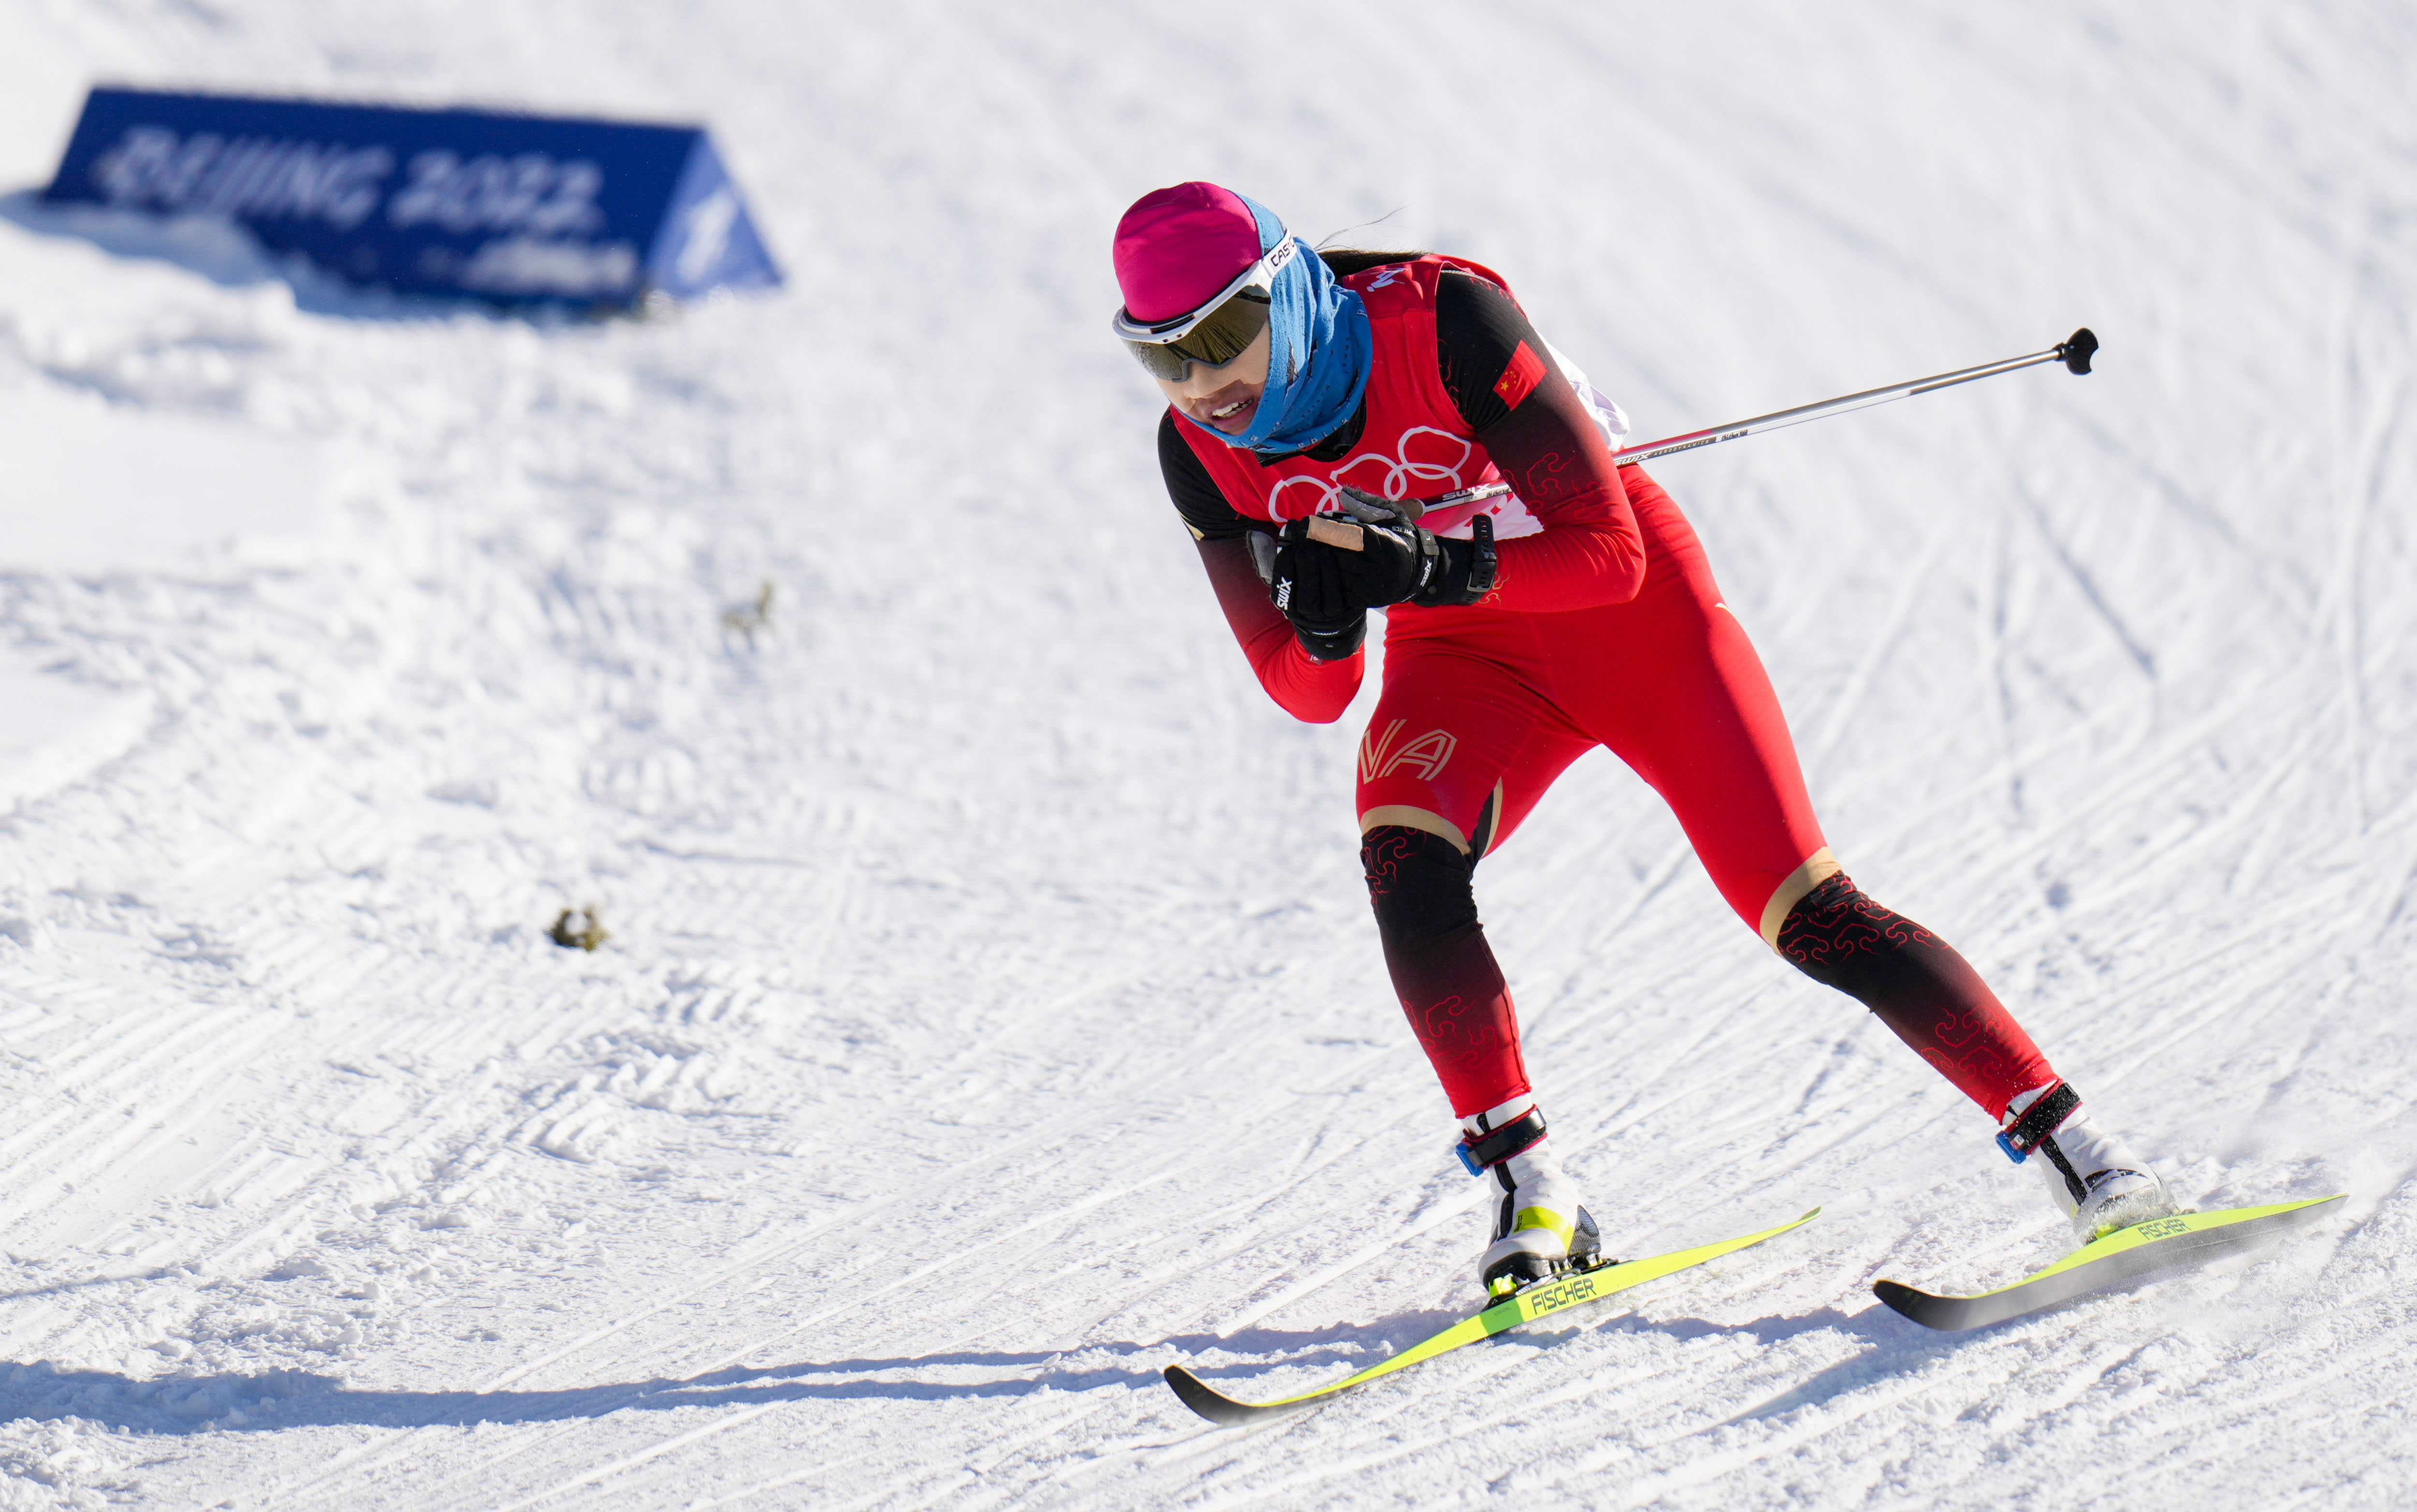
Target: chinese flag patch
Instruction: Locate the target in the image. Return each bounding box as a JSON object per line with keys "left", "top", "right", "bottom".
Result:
{"left": 1493, "top": 340, "right": 1547, "bottom": 410}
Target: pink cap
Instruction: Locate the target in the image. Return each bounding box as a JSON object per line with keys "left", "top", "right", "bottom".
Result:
{"left": 1113, "top": 182, "right": 1265, "bottom": 324}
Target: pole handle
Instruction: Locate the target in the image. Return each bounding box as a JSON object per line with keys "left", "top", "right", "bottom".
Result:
{"left": 1305, "top": 517, "right": 1365, "bottom": 552}
{"left": 1300, "top": 483, "right": 1500, "bottom": 552}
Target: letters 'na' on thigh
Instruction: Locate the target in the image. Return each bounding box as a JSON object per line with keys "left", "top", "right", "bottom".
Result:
{"left": 1354, "top": 638, "right": 1590, "bottom": 859}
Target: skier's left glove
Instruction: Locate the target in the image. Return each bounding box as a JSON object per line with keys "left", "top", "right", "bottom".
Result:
{"left": 1276, "top": 486, "right": 1496, "bottom": 615}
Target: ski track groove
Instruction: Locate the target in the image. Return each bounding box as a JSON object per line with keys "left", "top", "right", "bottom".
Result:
{"left": 488, "top": 1401, "right": 789, "bottom": 1512}
{"left": 269, "top": 1003, "right": 1304, "bottom": 1504}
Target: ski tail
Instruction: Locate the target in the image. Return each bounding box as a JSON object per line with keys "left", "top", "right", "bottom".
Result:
{"left": 1875, "top": 1194, "right": 2343, "bottom": 1332}
{"left": 1164, "top": 1208, "right": 1818, "bottom": 1425}
{"left": 1162, "top": 1364, "right": 1317, "bottom": 1425}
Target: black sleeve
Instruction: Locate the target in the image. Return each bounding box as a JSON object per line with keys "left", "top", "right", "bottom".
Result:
{"left": 1158, "top": 409, "right": 1256, "bottom": 540}
{"left": 1434, "top": 266, "right": 1630, "bottom": 524}
{"left": 1435, "top": 268, "right": 1552, "bottom": 433}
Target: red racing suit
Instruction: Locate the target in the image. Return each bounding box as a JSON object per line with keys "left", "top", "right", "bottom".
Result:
{"left": 1179, "top": 258, "right": 1647, "bottom": 722}
{"left": 1168, "top": 256, "right": 2057, "bottom": 1125}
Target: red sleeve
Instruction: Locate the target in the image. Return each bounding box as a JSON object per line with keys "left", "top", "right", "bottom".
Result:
{"left": 1473, "top": 361, "right": 1646, "bottom": 613}
{"left": 1197, "top": 535, "right": 1362, "bottom": 723}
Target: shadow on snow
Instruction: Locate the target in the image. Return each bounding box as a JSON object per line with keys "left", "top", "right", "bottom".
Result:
{"left": 0, "top": 1318, "right": 1415, "bottom": 1437}
{"left": 0, "top": 1297, "right": 1988, "bottom": 1438}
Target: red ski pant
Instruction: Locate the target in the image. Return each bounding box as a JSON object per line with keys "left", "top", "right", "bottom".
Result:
{"left": 1360, "top": 470, "right": 2053, "bottom": 1121}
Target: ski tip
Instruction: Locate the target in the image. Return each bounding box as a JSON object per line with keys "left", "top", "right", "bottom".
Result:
{"left": 1163, "top": 1364, "right": 1305, "bottom": 1427}
{"left": 2228, "top": 1192, "right": 2348, "bottom": 1233}
{"left": 1870, "top": 1193, "right": 2351, "bottom": 1333}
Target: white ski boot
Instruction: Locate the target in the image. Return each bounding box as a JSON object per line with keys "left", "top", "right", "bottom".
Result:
{"left": 1458, "top": 1098, "right": 1602, "bottom": 1297}
{"left": 1998, "top": 1082, "right": 2176, "bottom": 1245}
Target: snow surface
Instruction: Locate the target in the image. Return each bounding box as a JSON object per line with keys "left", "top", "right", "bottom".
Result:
{"left": 1, "top": 1, "right": 2413, "bottom": 1506}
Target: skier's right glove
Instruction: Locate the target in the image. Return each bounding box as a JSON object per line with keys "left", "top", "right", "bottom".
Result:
{"left": 1252, "top": 527, "right": 1366, "bottom": 661}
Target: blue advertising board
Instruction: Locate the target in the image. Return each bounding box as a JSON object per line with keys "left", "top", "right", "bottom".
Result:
{"left": 42, "top": 87, "right": 782, "bottom": 307}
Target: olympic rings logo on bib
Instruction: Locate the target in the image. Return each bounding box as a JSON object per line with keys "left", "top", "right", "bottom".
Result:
{"left": 1264, "top": 426, "right": 1475, "bottom": 522}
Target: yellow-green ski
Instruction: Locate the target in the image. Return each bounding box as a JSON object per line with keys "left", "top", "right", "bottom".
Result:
{"left": 1874, "top": 1194, "right": 2344, "bottom": 1332}
{"left": 1164, "top": 1208, "right": 1818, "bottom": 1425}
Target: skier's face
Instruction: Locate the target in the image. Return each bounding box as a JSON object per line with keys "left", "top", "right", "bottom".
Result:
{"left": 1154, "top": 324, "right": 1271, "bottom": 436}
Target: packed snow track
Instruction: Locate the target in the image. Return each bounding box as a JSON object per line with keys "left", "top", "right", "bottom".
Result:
{"left": 0, "top": 1, "right": 2412, "bottom": 1507}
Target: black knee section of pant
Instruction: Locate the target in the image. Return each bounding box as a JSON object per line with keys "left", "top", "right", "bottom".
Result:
{"left": 1361, "top": 825, "right": 1479, "bottom": 952}
{"left": 1776, "top": 872, "right": 1951, "bottom": 1000}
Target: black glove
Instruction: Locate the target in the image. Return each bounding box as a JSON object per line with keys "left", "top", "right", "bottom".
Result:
{"left": 1272, "top": 486, "right": 1495, "bottom": 611}
{"left": 1412, "top": 511, "right": 1494, "bottom": 608}
{"left": 1314, "top": 488, "right": 1440, "bottom": 608}
{"left": 1254, "top": 526, "right": 1366, "bottom": 661}
{"left": 1326, "top": 486, "right": 1500, "bottom": 609}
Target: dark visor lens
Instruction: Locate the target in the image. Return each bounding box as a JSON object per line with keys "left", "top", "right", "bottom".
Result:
{"left": 1122, "top": 291, "right": 1271, "bottom": 381}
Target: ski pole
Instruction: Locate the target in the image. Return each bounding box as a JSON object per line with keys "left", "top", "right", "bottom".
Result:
{"left": 1605, "top": 326, "right": 2097, "bottom": 468}
{"left": 1301, "top": 329, "right": 2096, "bottom": 552}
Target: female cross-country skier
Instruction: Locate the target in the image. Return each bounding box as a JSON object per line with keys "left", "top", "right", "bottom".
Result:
{"left": 1111, "top": 181, "right": 2178, "bottom": 1298}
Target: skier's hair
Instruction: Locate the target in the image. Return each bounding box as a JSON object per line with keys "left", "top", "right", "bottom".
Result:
{"left": 1317, "top": 248, "right": 1429, "bottom": 277}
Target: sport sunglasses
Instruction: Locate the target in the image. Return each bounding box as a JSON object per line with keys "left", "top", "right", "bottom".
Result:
{"left": 1113, "top": 234, "right": 1299, "bottom": 382}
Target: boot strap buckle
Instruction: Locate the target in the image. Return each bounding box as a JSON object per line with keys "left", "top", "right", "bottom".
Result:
{"left": 1456, "top": 1107, "right": 1547, "bottom": 1176}
{"left": 1996, "top": 1082, "right": 2080, "bottom": 1164}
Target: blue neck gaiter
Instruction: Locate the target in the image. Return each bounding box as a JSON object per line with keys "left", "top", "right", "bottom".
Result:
{"left": 1176, "top": 194, "right": 1372, "bottom": 457}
